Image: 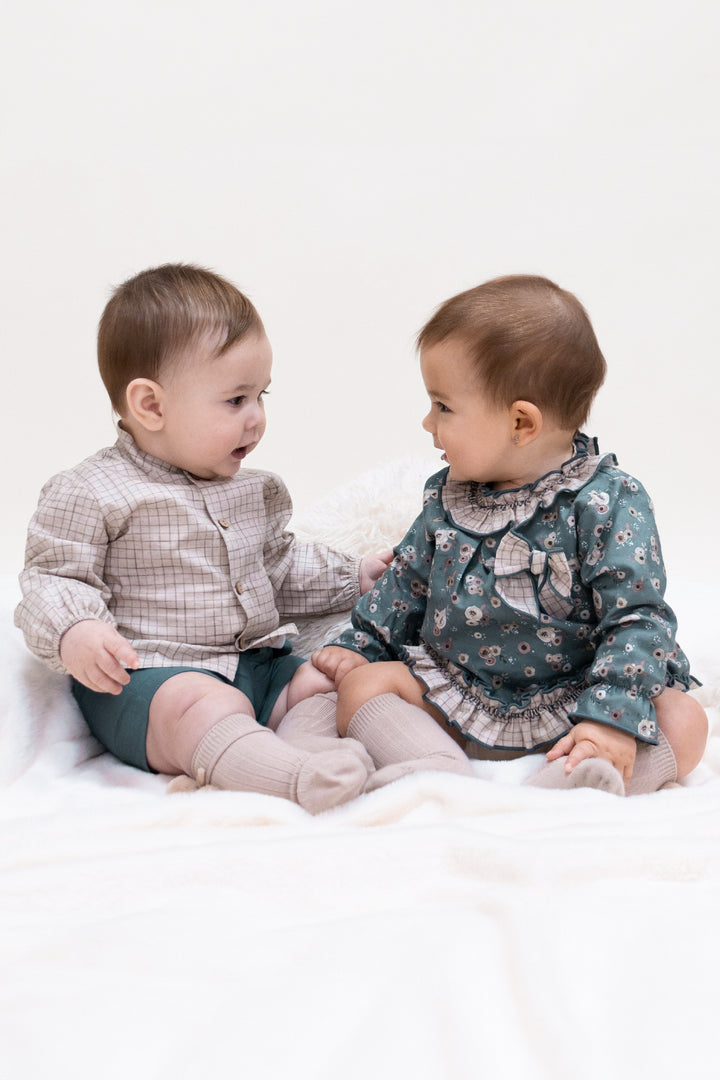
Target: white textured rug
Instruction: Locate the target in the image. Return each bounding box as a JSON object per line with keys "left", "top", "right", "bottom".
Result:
{"left": 1, "top": 457, "right": 719, "bottom": 1080}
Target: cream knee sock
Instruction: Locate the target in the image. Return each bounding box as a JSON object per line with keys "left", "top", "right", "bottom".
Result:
{"left": 525, "top": 730, "right": 678, "bottom": 797}
{"left": 625, "top": 730, "right": 677, "bottom": 795}
{"left": 525, "top": 756, "right": 625, "bottom": 795}
{"left": 273, "top": 692, "right": 339, "bottom": 740}
{"left": 274, "top": 693, "right": 374, "bottom": 773}
{"left": 170, "top": 713, "right": 369, "bottom": 813}
{"left": 346, "top": 693, "right": 475, "bottom": 791}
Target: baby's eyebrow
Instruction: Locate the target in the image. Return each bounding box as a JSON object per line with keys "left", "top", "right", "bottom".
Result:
{"left": 225, "top": 378, "right": 272, "bottom": 395}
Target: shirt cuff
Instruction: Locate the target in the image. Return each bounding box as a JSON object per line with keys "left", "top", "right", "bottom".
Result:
{"left": 569, "top": 683, "right": 659, "bottom": 744}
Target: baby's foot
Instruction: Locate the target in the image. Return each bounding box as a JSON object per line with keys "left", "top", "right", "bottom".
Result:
{"left": 525, "top": 756, "right": 625, "bottom": 796}
{"left": 295, "top": 749, "right": 370, "bottom": 813}
{"left": 280, "top": 734, "right": 375, "bottom": 774}
{"left": 365, "top": 752, "right": 474, "bottom": 793}
{"left": 166, "top": 769, "right": 218, "bottom": 794}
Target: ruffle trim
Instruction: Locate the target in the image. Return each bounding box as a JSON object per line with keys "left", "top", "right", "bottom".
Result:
{"left": 440, "top": 433, "right": 617, "bottom": 535}
{"left": 404, "top": 643, "right": 584, "bottom": 750}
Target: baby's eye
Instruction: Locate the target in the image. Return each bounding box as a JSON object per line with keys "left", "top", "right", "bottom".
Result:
{"left": 228, "top": 395, "right": 245, "bottom": 407}
{"left": 434, "top": 401, "right": 450, "bottom": 414}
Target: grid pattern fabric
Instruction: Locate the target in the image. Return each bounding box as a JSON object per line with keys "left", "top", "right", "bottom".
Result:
{"left": 15, "top": 430, "right": 361, "bottom": 678}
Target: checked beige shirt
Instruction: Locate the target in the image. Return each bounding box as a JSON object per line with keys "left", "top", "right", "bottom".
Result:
{"left": 15, "top": 429, "right": 361, "bottom": 678}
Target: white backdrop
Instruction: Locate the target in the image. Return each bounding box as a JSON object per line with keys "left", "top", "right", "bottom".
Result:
{"left": 2, "top": 0, "right": 718, "bottom": 594}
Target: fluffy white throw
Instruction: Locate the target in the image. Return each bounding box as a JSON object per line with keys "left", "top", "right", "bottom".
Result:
{"left": 1, "top": 457, "right": 719, "bottom": 1080}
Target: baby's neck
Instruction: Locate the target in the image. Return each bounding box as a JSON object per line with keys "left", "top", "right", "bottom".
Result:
{"left": 119, "top": 419, "right": 168, "bottom": 464}
{"left": 491, "top": 429, "right": 577, "bottom": 491}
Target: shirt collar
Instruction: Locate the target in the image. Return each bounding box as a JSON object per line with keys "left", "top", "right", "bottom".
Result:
{"left": 115, "top": 424, "right": 188, "bottom": 481}
{"left": 114, "top": 424, "right": 248, "bottom": 492}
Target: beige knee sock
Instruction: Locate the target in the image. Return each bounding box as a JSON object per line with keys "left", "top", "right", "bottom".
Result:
{"left": 274, "top": 693, "right": 374, "bottom": 773}
{"left": 525, "top": 756, "right": 625, "bottom": 796}
{"left": 346, "top": 694, "right": 475, "bottom": 791}
{"left": 525, "top": 730, "right": 678, "bottom": 797}
{"left": 625, "top": 730, "right": 677, "bottom": 795}
{"left": 273, "top": 692, "right": 339, "bottom": 740}
{"left": 170, "top": 713, "right": 369, "bottom": 813}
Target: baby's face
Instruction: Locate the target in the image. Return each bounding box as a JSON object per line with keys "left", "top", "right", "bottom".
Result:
{"left": 155, "top": 332, "right": 273, "bottom": 479}
{"left": 420, "top": 338, "right": 514, "bottom": 487}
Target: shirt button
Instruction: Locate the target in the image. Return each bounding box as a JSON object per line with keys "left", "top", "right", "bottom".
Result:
{"left": 218, "top": 518, "right": 230, "bottom": 529}
{"left": 235, "top": 581, "right": 244, "bottom": 595}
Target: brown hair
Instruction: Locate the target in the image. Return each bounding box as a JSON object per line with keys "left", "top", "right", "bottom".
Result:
{"left": 97, "top": 263, "right": 264, "bottom": 413}
{"left": 416, "top": 275, "right": 606, "bottom": 430}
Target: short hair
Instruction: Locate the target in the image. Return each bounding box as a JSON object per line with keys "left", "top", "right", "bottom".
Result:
{"left": 416, "top": 275, "right": 606, "bottom": 430}
{"left": 97, "top": 263, "right": 264, "bottom": 413}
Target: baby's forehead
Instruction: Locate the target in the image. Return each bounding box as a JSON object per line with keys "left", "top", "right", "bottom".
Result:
{"left": 168, "top": 327, "right": 270, "bottom": 370}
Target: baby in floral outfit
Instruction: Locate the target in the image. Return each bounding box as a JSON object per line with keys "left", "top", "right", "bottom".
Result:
{"left": 314, "top": 275, "right": 707, "bottom": 795}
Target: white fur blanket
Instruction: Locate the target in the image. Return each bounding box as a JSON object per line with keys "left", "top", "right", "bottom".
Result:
{"left": 2, "top": 458, "right": 719, "bottom": 1080}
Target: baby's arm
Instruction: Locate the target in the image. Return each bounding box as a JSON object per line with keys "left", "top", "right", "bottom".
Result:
{"left": 359, "top": 550, "right": 394, "bottom": 593}
{"left": 15, "top": 471, "right": 135, "bottom": 687}
{"left": 260, "top": 472, "right": 391, "bottom": 615}
{"left": 313, "top": 497, "right": 437, "bottom": 701}
{"left": 571, "top": 470, "right": 688, "bottom": 746}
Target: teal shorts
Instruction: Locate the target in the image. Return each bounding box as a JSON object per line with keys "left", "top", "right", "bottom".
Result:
{"left": 71, "top": 643, "right": 305, "bottom": 773}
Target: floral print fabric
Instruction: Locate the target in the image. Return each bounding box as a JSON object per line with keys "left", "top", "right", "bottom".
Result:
{"left": 334, "top": 435, "right": 694, "bottom": 750}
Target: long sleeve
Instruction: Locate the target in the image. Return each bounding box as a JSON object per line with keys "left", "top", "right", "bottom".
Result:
{"left": 333, "top": 499, "right": 435, "bottom": 662}
{"left": 14, "top": 473, "right": 116, "bottom": 672}
{"left": 570, "top": 470, "right": 683, "bottom": 742}
{"left": 261, "top": 473, "right": 362, "bottom": 617}
{"left": 15, "top": 440, "right": 370, "bottom": 681}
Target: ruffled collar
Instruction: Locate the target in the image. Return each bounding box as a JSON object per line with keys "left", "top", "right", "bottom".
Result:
{"left": 441, "top": 432, "right": 617, "bottom": 534}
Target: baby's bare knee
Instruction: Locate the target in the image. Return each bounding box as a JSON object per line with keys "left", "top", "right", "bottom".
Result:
{"left": 654, "top": 688, "right": 709, "bottom": 777}
{"left": 336, "top": 662, "right": 418, "bottom": 735}
{"left": 147, "top": 673, "right": 253, "bottom": 774}
{"left": 341, "top": 661, "right": 402, "bottom": 698}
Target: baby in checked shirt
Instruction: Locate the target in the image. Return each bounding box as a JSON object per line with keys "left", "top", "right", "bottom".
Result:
{"left": 15, "top": 264, "right": 391, "bottom": 812}
{"left": 313, "top": 275, "right": 707, "bottom": 795}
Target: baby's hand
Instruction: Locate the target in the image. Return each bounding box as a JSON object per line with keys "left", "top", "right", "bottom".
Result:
{"left": 59, "top": 619, "right": 140, "bottom": 695}
{"left": 359, "top": 550, "right": 394, "bottom": 594}
{"left": 311, "top": 645, "right": 369, "bottom": 687}
{"left": 546, "top": 720, "right": 637, "bottom": 783}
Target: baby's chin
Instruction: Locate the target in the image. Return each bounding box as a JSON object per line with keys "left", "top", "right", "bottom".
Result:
{"left": 187, "top": 444, "right": 258, "bottom": 480}
{"left": 187, "top": 459, "right": 243, "bottom": 481}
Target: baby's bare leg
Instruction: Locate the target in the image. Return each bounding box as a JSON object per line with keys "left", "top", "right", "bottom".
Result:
{"left": 271, "top": 665, "right": 375, "bottom": 773}
{"left": 336, "top": 661, "right": 460, "bottom": 739}
{"left": 267, "top": 661, "right": 335, "bottom": 731}
{"left": 147, "top": 672, "right": 252, "bottom": 774}
{"left": 335, "top": 662, "right": 474, "bottom": 786}
{"left": 623, "top": 688, "right": 708, "bottom": 795}
{"left": 148, "top": 672, "right": 369, "bottom": 812}
{"left": 653, "top": 687, "right": 708, "bottom": 778}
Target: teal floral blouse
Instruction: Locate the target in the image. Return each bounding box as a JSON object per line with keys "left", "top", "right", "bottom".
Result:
{"left": 333, "top": 435, "right": 694, "bottom": 751}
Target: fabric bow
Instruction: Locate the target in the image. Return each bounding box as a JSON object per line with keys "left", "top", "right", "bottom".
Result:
{"left": 492, "top": 531, "right": 574, "bottom": 620}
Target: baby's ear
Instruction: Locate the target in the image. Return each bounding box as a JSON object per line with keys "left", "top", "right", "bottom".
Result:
{"left": 511, "top": 400, "right": 543, "bottom": 445}
{"left": 124, "top": 378, "right": 165, "bottom": 431}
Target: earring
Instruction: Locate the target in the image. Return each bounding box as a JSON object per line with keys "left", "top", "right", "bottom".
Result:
{"left": 513, "top": 435, "right": 520, "bottom": 444}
